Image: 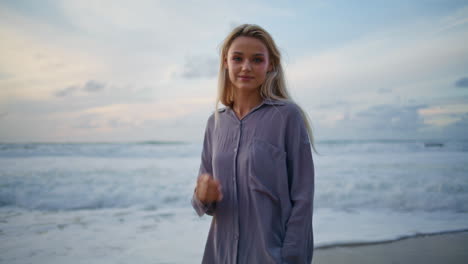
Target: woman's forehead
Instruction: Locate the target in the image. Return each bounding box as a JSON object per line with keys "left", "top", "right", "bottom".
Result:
{"left": 228, "top": 36, "right": 268, "bottom": 55}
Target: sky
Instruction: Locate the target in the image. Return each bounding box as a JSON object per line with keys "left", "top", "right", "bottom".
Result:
{"left": 1, "top": 0, "right": 468, "bottom": 143}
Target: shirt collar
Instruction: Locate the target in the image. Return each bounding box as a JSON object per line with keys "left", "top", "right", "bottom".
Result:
{"left": 262, "top": 98, "right": 286, "bottom": 106}
{"left": 219, "top": 98, "right": 286, "bottom": 113}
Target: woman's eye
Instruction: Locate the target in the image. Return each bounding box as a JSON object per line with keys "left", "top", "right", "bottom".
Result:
{"left": 232, "top": 57, "right": 242, "bottom": 62}
{"left": 253, "top": 58, "right": 263, "bottom": 63}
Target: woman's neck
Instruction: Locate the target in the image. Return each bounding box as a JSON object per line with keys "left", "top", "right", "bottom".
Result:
{"left": 232, "top": 90, "right": 263, "bottom": 120}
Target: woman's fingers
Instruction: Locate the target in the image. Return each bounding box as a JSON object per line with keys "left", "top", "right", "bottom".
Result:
{"left": 196, "top": 174, "right": 221, "bottom": 203}
{"left": 206, "top": 179, "right": 218, "bottom": 202}
{"left": 196, "top": 174, "right": 223, "bottom": 203}
{"left": 196, "top": 174, "right": 210, "bottom": 202}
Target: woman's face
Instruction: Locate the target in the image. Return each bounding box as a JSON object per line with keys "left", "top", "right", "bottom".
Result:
{"left": 225, "top": 36, "right": 272, "bottom": 93}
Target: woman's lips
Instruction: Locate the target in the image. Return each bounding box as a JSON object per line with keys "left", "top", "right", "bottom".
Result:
{"left": 238, "top": 76, "right": 254, "bottom": 81}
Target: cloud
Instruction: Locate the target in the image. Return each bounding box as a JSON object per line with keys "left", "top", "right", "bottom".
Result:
{"left": 377, "top": 87, "right": 393, "bottom": 94}
{"left": 2, "top": 2, "right": 468, "bottom": 142}
{"left": 83, "top": 80, "right": 105, "bottom": 92}
{"left": 287, "top": 9, "right": 468, "bottom": 108}
{"left": 54, "top": 80, "right": 106, "bottom": 97}
{"left": 372, "top": 106, "right": 421, "bottom": 130}
{"left": 0, "top": 72, "right": 11, "bottom": 80}
{"left": 54, "top": 85, "right": 79, "bottom": 97}
{"left": 442, "top": 113, "right": 468, "bottom": 139}
{"left": 0, "top": 8, "right": 108, "bottom": 101}
{"left": 418, "top": 102, "right": 468, "bottom": 128}
{"left": 356, "top": 104, "right": 426, "bottom": 130}
{"left": 455, "top": 77, "right": 468, "bottom": 88}
{"left": 314, "top": 101, "right": 468, "bottom": 140}
{"left": 180, "top": 55, "right": 218, "bottom": 79}
{"left": 72, "top": 113, "right": 101, "bottom": 129}
{"left": 318, "top": 100, "right": 350, "bottom": 109}
{"left": 319, "top": 104, "right": 429, "bottom": 139}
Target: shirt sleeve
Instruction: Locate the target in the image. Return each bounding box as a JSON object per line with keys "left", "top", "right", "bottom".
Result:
{"left": 191, "top": 114, "right": 217, "bottom": 217}
{"left": 281, "top": 109, "right": 315, "bottom": 264}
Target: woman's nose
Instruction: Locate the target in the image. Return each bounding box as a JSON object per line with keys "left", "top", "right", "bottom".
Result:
{"left": 241, "top": 60, "right": 252, "bottom": 71}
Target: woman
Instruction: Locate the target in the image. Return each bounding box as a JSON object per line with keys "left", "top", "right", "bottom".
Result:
{"left": 192, "top": 24, "right": 315, "bottom": 264}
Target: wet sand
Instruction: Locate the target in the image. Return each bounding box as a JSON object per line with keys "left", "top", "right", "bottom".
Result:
{"left": 313, "top": 231, "right": 468, "bottom": 264}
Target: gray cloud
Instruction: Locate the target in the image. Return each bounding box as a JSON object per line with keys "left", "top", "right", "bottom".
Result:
{"left": 377, "top": 87, "right": 392, "bottom": 94}
{"left": 0, "top": 72, "right": 11, "bottom": 80}
{"left": 455, "top": 77, "right": 468, "bottom": 88}
{"left": 355, "top": 104, "right": 426, "bottom": 130}
{"left": 83, "top": 80, "right": 105, "bottom": 92}
{"left": 442, "top": 113, "right": 468, "bottom": 139}
{"left": 54, "top": 85, "right": 79, "bottom": 97}
{"left": 331, "top": 104, "right": 428, "bottom": 139}
{"left": 54, "top": 80, "right": 106, "bottom": 97}
{"left": 72, "top": 113, "right": 101, "bottom": 129}
{"left": 181, "top": 55, "right": 218, "bottom": 79}
{"left": 318, "top": 100, "right": 349, "bottom": 109}
{"left": 71, "top": 113, "right": 132, "bottom": 130}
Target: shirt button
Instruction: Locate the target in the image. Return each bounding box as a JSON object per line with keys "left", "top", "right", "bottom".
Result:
{"left": 232, "top": 177, "right": 235, "bottom": 182}
{"left": 234, "top": 234, "right": 239, "bottom": 240}
{"left": 234, "top": 147, "right": 237, "bottom": 152}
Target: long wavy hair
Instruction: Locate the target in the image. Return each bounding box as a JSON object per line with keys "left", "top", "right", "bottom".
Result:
{"left": 215, "top": 24, "right": 317, "bottom": 153}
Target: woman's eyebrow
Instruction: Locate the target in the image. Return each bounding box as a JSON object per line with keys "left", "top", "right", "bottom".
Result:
{"left": 231, "top": 51, "right": 266, "bottom": 56}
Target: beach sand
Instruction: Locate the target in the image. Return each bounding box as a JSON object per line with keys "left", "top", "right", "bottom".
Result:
{"left": 313, "top": 231, "right": 468, "bottom": 264}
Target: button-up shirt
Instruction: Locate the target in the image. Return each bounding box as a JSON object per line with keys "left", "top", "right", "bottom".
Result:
{"left": 192, "top": 98, "right": 315, "bottom": 264}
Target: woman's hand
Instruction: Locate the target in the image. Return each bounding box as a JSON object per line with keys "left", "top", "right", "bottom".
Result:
{"left": 196, "top": 173, "right": 223, "bottom": 204}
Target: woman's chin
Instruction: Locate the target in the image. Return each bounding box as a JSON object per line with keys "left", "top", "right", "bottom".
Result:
{"left": 234, "top": 85, "right": 261, "bottom": 92}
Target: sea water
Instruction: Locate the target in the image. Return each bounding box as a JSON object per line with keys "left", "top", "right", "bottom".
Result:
{"left": 1, "top": 140, "right": 467, "bottom": 263}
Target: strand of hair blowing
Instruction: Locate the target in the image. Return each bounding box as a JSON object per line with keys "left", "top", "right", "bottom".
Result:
{"left": 214, "top": 24, "right": 317, "bottom": 153}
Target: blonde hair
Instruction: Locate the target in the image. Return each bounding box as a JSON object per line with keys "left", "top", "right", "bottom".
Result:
{"left": 215, "top": 24, "right": 317, "bottom": 153}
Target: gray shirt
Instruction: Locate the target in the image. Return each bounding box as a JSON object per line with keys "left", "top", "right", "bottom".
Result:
{"left": 192, "top": 98, "right": 315, "bottom": 264}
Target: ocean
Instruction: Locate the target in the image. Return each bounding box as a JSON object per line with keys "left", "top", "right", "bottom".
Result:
{"left": 1, "top": 140, "right": 467, "bottom": 263}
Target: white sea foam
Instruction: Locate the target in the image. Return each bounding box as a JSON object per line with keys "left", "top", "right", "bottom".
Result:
{"left": 1, "top": 141, "right": 467, "bottom": 212}
{"left": 1, "top": 206, "right": 467, "bottom": 264}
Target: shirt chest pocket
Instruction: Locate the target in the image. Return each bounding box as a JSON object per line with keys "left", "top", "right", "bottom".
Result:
{"left": 248, "top": 138, "right": 288, "bottom": 203}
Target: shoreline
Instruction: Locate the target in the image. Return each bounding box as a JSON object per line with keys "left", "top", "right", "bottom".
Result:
{"left": 314, "top": 230, "right": 468, "bottom": 264}
{"left": 315, "top": 228, "right": 468, "bottom": 249}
